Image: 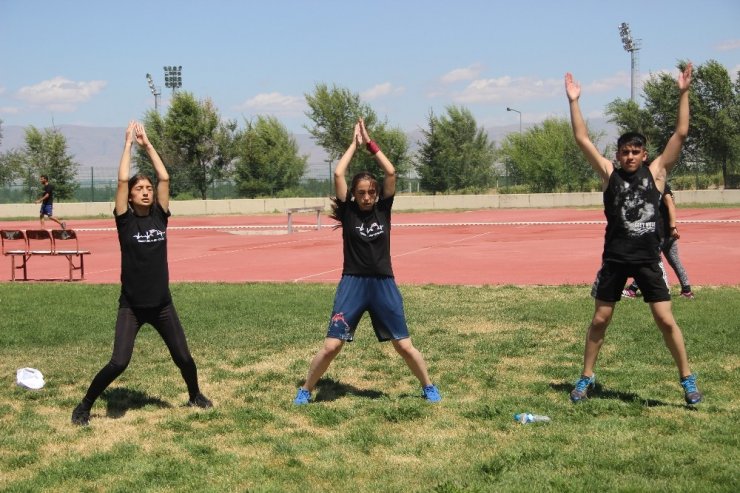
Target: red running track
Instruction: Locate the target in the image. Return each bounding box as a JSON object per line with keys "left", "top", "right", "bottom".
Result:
{"left": 2, "top": 208, "right": 739, "bottom": 286}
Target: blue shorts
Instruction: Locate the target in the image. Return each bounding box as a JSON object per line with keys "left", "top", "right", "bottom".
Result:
{"left": 591, "top": 260, "right": 670, "bottom": 303}
{"left": 40, "top": 204, "right": 53, "bottom": 217}
{"left": 326, "top": 275, "right": 410, "bottom": 342}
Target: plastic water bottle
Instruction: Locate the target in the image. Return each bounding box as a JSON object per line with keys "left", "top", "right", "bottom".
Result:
{"left": 514, "top": 413, "right": 551, "bottom": 424}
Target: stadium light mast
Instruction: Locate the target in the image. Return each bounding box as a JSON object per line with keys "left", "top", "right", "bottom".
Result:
{"left": 619, "top": 22, "right": 641, "bottom": 102}
{"left": 163, "top": 65, "right": 182, "bottom": 95}
{"left": 145, "top": 73, "right": 161, "bottom": 112}
{"left": 506, "top": 107, "right": 522, "bottom": 134}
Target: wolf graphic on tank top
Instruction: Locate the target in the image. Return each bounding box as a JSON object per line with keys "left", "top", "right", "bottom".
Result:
{"left": 602, "top": 166, "right": 663, "bottom": 263}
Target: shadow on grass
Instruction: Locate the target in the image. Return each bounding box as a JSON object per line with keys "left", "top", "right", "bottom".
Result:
{"left": 549, "top": 382, "right": 676, "bottom": 408}
{"left": 308, "top": 378, "right": 386, "bottom": 402}
{"left": 100, "top": 388, "right": 172, "bottom": 418}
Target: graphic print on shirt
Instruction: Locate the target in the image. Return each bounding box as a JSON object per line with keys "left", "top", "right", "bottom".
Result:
{"left": 616, "top": 176, "right": 656, "bottom": 238}
{"left": 132, "top": 228, "right": 166, "bottom": 243}
{"left": 356, "top": 221, "right": 385, "bottom": 238}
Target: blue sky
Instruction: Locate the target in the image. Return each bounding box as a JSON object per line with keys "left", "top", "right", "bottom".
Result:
{"left": 1, "top": 0, "right": 738, "bottom": 135}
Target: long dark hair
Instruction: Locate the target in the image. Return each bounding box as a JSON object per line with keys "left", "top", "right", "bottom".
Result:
{"left": 329, "top": 171, "right": 378, "bottom": 223}
{"left": 128, "top": 174, "right": 156, "bottom": 208}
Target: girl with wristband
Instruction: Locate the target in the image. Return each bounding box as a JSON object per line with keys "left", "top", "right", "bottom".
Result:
{"left": 71, "top": 121, "right": 212, "bottom": 426}
{"left": 294, "top": 119, "right": 441, "bottom": 405}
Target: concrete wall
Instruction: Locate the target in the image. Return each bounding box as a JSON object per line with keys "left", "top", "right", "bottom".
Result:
{"left": 2, "top": 190, "right": 738, "bottom": 219}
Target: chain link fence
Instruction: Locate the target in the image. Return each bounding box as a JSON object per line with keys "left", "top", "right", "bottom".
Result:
{"left": 0, "top": 165, "right": 425, "bottom": 203}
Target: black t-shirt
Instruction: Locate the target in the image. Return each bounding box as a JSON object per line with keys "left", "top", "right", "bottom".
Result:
{"left": 602, "top": 166, "right": 663, "bottom": 263}
{"left": 338, "top": 194, "right": 394, "bottom": 277}
{"left": 115, "top": 203, "right": 172, "bottom": 308}
{"left": 42, "top": 184, "right": 53, "bottom": 205}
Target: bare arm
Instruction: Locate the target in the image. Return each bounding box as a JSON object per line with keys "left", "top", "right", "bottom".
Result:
{"left": 333, "top": 123, "right": 361, "bottom": 202}
{"left": 134, "top": 123, "right": 170, "bottom": 212}
{"left": 565, "top": 73, "right": 613, "bottom": 188}
{"left": 114, "top": 121, "right": 136, "bottom": 215}
{"left": 359, "top": 118, "right": 396, "bottom": 197}
{"left": 664, "top": 192, "right": 680, "bottom": 239}
{"left": 651, "top": 62, "right": 692, "bottom": 186}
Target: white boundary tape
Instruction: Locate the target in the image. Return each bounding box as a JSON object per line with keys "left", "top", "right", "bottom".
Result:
{"left": 71, "top": 218, "right": 739, "bottom": 233}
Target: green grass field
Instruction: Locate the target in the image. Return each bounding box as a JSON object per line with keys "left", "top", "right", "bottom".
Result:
{"left": 1, "top": 283, "right": 738, "bottom": 492}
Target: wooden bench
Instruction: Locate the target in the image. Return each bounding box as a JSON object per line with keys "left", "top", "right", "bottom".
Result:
{"left": 285, "top": 206, "right": 324, "bottom": 234}
{"left": 1, "top": 229, "right": 90, "bottom": 281}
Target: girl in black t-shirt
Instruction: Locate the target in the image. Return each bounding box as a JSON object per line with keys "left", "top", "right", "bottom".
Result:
{"left": 71, "top": 122, "right": 212, "bottom": 426}
{"left": 294, "top": 119, "right": 441, "bottom": 405}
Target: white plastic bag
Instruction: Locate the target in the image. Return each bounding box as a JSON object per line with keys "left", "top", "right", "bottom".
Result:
{"left": 16, "top": 368, "right": 45, "bottom": 390}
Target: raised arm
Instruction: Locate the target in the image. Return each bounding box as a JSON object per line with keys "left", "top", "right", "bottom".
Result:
{"left": 359, "top": 118, "right": 396, "bottom": 197}
{"left": 134, "top": 123, "right": 170, "bottom": 212}
{"left": 333, "top": 122, "right": 361, "bottom": 201}
{"left": 115, "top": 121, "right": 136, "bottom": 215}
{"left": 565, "top": 73, "right": 613, "bottom": 187}
{"left": 651, "top": 62, "right": 692, "bottom": 183}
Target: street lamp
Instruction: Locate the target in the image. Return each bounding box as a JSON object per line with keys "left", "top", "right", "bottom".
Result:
{"left": 506, "top": 107, "right": 522, "bottom": 134}
{"left": 145, "top": 73, "right": 161, "bottom": 111}
{"left": 163, "top": 65, "right": 182, "bottom": 94}
{"left": 618, "top": 22, "right": 641, "bottom": 102}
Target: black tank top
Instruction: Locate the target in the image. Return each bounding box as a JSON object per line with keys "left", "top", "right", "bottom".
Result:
{"left": 602, "top": 166, "right": 663, "bottom": 263}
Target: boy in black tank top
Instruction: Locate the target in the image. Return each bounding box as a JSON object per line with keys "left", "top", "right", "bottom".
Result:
{"left": 565, "top": 63, "right": 702, "bottom": 406}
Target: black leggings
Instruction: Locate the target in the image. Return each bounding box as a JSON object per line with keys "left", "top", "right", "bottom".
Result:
{"left": 83, "top": 303, "right": 200, "bottom": 406}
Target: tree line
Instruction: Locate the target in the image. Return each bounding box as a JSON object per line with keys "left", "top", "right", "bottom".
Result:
{"left": 1, "top": 60, "right": 737, "bottom": 201}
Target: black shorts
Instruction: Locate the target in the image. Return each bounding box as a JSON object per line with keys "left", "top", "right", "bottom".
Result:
{"left": 591, "top": 260, "right": 670, "bottom": 303}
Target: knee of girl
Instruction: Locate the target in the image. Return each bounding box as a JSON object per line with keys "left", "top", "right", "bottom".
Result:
{"left": 173, "top": 355, "right": 196, "bottom": 370}
{"left": 106, "top": 360, "right": 129, "bottom": 375}
{"left": 322, "top": 342, "right": 344, "bottom": 358}
{"left": 393, "top": 340, "right": 416, "bottom": 356}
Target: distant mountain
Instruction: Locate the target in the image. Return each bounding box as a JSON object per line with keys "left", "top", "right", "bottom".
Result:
{"left": 1, "top": 119, "right": 617, "bottom": 180}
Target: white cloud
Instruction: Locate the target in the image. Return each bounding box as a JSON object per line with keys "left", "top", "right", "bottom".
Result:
{"left": 441, "top": 64, "right": 484, "bottom": 84}
{"left": 440, "top": 71, "right": 636, "bottom": 107}
{"left": 235, "top": 92, "right": 305, "bottom": 115}
{"left": 714, "top": 39, "right": 740, "bottom": 52}
{"left": 585, "top": 72, "right": 630, "bottom": 94}
{"left": 0, "top": 106, "right": 20, "bottom": 115}
{"left": 15, "top": 77, "right": 107, "bottom": 111}
{"left": 452, "top": 75, "right": 564, "bottom": 104}
{"left": 361, "top": 82, "right": 405, "bottom": 100}
{"left": 0, "top": 86, "right": 6, "bottom": 95}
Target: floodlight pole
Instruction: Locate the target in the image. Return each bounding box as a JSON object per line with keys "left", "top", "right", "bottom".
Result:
{"left": 619, "top": 22, "right": 641, "bottom": 102}
{"left": 506, "top": 107, "right": 522, "bottom": 134}
{"left": 145, "top": 73, "right": 161, "bottom": 111}
{"left": 163, "top": 65, "right": 183, "bottom": 95}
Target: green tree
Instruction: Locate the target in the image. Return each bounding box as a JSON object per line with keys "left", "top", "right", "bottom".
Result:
{"left": 415, "top": 111, "right": 447, "bottom": 193}
{"left": 304, "top": 83, "right": 410, "bottom": 182}
{"left": 605, "top": 98, "right": 660, "bottom": 157}
{"left": 234, "top": 116, "right": 307, "bottom": 197}
{"left": 139, "top": 92, "right": 237, "bottom": 199}
{"left": 688, "top": 60, "right": 740, "bottom": 185}
{"left": 415, "top": 106, "right": 496, "bottom": 193}
{"left": 0, "top": 119, "right": 16, "bottom": 186}
{"left": 20, "top": 126, "right": 79, "bottom": 200}
{"left": 608, "top": 60, "right": 740, "bottom": 185}
{"left": 499, "top": 118, "right": 598, "bottom": 192}
{"left": 0, "top": 149, "right": 24, "bottom": 187}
